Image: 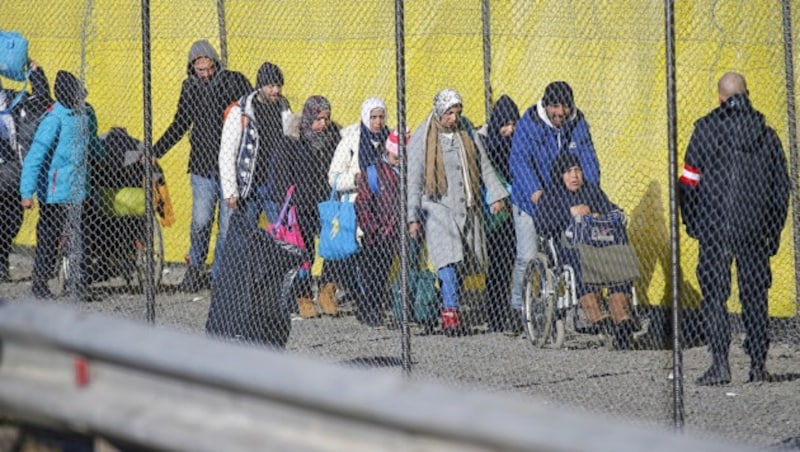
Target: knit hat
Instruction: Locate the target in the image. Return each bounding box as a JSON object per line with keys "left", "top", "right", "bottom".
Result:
{"left": 551, "top": 151, "right": 581, "bottom": 186}
{"left": 385, "top": 127, "right": 410, "bottom": 156}
{"left": 433, "top": 89, "right": 462, "bottom": 119}
{"left": 542, "top": 81, "right": 574, "bottom": 109}
{"left": 257, "top": 62, "right": 284, "bottom": 88}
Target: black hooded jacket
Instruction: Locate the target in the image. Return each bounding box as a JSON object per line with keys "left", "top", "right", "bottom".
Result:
{"left": 480, "top": 94, "right": 520, "bottom": 182}
{"left": 154, "top": 42, "right": 252, "bottom": 177}
{"left": 680, "top": 93, "right": 790, "bottom": 255}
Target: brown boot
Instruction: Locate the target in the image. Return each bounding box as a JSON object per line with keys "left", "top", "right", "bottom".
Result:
{"left": 297, "top": 296, "right": 319, "bottom": 319}
{"left": 580, "top": 293, "right": 610, "bottom": 324}
{"left": 608, "top": 292, "right": 632, "bottom": 324}
{"left": 318, "top": 282, "right": 339, "bottom": 316}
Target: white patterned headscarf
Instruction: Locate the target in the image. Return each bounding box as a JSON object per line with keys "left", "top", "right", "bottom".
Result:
{"left": 433, "top": 89, "right": 462, "bottom": 119}
{"left": 360, "top": 97, "right": 386, "bottom": 128}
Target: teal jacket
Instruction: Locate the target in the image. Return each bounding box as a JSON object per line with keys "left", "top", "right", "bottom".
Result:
{"left": 19, "top": 101, "right": 100, "bottom": 204}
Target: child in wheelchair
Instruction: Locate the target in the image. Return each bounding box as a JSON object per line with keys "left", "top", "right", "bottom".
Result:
{"left": 536, "top": 152, "right": 638, "bottom": 349}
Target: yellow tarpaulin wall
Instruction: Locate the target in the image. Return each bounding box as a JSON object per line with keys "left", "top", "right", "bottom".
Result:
{"left": 3, "top": 0, "right": 797, "bottom": 316}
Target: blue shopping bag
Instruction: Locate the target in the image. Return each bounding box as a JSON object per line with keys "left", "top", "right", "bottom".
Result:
{"left": 317, "top": 178, "right": 359, "bottom": 260}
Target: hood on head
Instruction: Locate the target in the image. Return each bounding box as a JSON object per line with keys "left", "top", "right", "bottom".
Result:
{"left": 488, "top": 94, "right": 520, "bottom": 136}
{"left": 186, "top": 39, "right": 222, "bottom": 76}
{"left": 55, "top": 71, "right": 87, "bottom": 109}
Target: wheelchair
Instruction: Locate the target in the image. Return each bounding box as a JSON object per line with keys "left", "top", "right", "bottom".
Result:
{"left": 523, "top": 214, "right": 641, "bottom": 349}
{"left": 57, "top": 128, "right": 167, "bottom": 295}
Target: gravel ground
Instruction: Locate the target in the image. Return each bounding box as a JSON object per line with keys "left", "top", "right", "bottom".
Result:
{"left": 2, "top": 249, "right": 800, "bottom": 451}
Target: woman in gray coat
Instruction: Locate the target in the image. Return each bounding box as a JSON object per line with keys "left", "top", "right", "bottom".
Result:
{"left": 407, "top": 89, "right": 508, "bottom": 335}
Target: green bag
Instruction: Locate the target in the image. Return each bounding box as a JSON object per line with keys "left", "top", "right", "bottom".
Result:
{"left": 100, "top": 187, "right": 145, "bottom": 217}
{"left": 482, "top": 170, "right": 511, "bottom": 234}
{"left": 391, "top": 240, "right": 439, "bottom": 326}
{"left": 576, "top": 243, "right": 641, "bottom": 286}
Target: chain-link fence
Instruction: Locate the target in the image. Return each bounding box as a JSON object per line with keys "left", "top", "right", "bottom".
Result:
{"left": 2, "top": 0, "right": 799, "bottom": 449}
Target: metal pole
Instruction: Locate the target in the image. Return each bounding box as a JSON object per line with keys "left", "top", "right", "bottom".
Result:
{"left": 395, "top": 0, "right": 411, "bottom": 376}
{"left": 481, "top": 0, "right": 492, "bottom": 121}
{"left": 141, "top": 0, "right": 156, "bottom": 324}
{"left": 781, "top": 0, "right": 800, "bottom": 317}
{"left": 664, "top": 0, "right": 684, "bottom": 431}
{"left": 217, "top": 0, "right": 229, "bottom": 66}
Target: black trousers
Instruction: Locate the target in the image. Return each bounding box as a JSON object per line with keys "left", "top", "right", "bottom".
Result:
{"left": 357, "top": 244, "right": 393, "bottom": 326}
{"left": 697, "top": 239, "right": 771, "bottom": 367}
{"left": 32, "top": 203, "right": 86, "bottom": 293}
{"left": 485, "top": 218, "right": 515, "bottom": 331}
{"left": 0, "top": 191, "right": 23, "bottom": 278}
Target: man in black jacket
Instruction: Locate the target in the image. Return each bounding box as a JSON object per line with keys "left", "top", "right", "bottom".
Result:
{"left": 680, "top": 72, "right": 790, "bottom": 385}
{"left": 155, "top": 40, "right": 251, "bottom": 291}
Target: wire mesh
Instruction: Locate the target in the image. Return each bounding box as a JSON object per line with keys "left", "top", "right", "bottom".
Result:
{"left": 1, "top": 0, "right": 799, "bottom": 449}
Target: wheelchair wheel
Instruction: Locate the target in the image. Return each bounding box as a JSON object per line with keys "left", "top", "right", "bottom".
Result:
{"left": 523, "top": 254, "right": 556, "bottom": 348}
{"left": 56, "top": 250, "right": 70, "bottom": 296}
{"left": 134, "top": 216, "right": 164, "bottom": 290}
{"left": 56, "top": 235, "right": 76, "bottom": 296}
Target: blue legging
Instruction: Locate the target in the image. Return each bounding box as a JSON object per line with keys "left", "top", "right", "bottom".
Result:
{"left": 437, "top": 264, "right": 462, "bottom": 310}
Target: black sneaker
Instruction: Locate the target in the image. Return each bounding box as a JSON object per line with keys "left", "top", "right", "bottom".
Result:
{"left": 748, "top": 368, "right": 775, "bottom": 383}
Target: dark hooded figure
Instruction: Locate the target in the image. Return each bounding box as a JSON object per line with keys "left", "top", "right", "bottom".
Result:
{"left": 483, "top": 94, "right": 519, "bottom": 182}
{"left": 153, "top": 39, "right": 252, "bottom": 292}
{"left": 477, "top": 94, "right": 520, "bottom": 334}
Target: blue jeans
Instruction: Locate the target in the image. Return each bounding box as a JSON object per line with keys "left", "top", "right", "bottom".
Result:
{"left": 244, "top": 185, "right": 281, "bottom": 227}
{"left": 438, "top": 264, "right": 461, "bottom": 310}
{"left": 510, "top": 204, "right": 538, "bottom": 310}
{"left": 190, "top": 175, "right": 230, "bottom": 280}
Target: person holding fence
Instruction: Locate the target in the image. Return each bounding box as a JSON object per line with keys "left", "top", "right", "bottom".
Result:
{"left": 154, "top": 39, "right": 251, "bottom": 292}
{"left": 508, "top": 81, "right": 601, "bottom": 331}
{"left": 680, "top": 72, "right": 790, "bottom": 385}
{"left": 407, "top": 89, "right": 508, "bottom": 335}
{"left": 19, "top": 71, "right": 100, "bottom": 300}
{"left": 0, "top": 61, "right": 51, "bottom": 282}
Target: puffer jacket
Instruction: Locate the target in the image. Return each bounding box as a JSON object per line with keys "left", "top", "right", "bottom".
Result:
{"left": 19, "top": 101, "right": 100, "bottom": 204}
{"left": 219, "top": 91, "right": 297, "bottom": 203}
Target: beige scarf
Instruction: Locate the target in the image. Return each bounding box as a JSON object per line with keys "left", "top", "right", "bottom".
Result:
{"left": 424, "top": 116, "right": 481, "bottom": 200}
